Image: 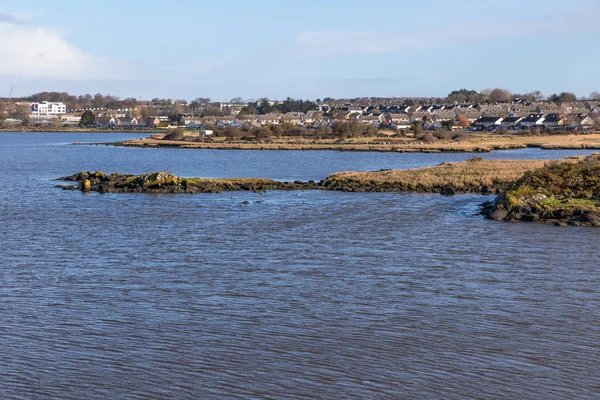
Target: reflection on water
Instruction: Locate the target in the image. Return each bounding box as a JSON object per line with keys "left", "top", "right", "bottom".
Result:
{"left": 1, "top": 133, "right": 599, "bottom": 399}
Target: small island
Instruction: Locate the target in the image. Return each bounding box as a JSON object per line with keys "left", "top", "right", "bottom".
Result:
{"left": 56, "top": 158, "right": 556, "bottom": 195}
{"left": 484, "top": 155, "right": 600, "bottom": 227}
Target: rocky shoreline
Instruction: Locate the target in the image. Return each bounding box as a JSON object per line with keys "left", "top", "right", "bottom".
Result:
{"left": 56, "top": 170, "right": 507, "bottom": 196}
{"left": 483, "top": 156, "right": 600, "bottom": 227}
{"left": 57, "top": 172, "right": 320, "bottom": 194}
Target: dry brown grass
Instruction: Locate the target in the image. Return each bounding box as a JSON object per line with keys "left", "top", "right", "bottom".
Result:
{"left": 110, "top": 133, "right": 600, "bottom": 153}
{"left": 323, "top": 158, "right": 582, "bottom": 193}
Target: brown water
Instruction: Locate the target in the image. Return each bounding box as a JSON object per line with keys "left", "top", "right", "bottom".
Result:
{"left": 1, "top": 133, "right": 599, "bottom": 399}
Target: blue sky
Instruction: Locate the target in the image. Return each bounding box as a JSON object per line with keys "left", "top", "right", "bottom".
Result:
{"left": 1, "top": 0, "right": 599, "bottom": 101}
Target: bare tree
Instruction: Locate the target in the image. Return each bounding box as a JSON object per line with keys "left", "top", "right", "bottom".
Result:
{"left": 488, "top": 88, "right": 512, "bottom": 103}
{"left": 590, "top": 91, "right": 600, "bottom": 100}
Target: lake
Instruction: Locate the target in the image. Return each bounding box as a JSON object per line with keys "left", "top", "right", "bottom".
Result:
{"left": 1, "top": 132, "right": 599, "bottom": 399}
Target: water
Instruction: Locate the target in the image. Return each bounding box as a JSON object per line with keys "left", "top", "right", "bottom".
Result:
{"left": 1, "top": 132, "right": 600, "bottom": 399}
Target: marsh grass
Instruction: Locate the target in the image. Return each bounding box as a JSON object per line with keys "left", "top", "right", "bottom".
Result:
{"left": 324, "top": 158, "right": 582, "bottom": 192}
{"left": 118, "top": 133, "right": 600, "bottom": 153}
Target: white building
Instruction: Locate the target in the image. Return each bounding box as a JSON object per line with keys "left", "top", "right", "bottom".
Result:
{"left": 30, "top": 101, "right": 67, "bottom": 115}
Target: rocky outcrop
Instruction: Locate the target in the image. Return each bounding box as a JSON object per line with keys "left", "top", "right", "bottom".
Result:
{"left": 484, "top": 156, "right": 600, "bottom": 227}
{"left": 56, "top": 171, "right": 320, "bottom": 194}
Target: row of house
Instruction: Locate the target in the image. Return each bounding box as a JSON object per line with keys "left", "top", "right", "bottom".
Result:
{"left": 94, "top": 116, "right": 170, "bottom": 129}
{"left": 475, "top": 113, "right": 596, "bottom": 131}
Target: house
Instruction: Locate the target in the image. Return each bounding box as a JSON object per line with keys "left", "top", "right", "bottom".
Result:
{"left": 560, "top": 102, "right": 589, "bottom": 115}
{"left": 186, "top": 121, "right": 201, "bottom": 129}
{"left": 30, "top": 101, "right": 67, "bottom": 115}
{"left": 117, "top": 117, "right": 138, "bottom": 129}
{"left": 30, "top": 115, "right": 58, "bottom": 125}
{"left": 456, "top": 110, "right": 483, "bottom": 124}
{"left": 475, "top": 117, "right": 503, "bottom": 129}
{"left": 3, "top": 118, "right": 23, "bottom": 126}
{"left": 258, "top": 113, "right": 282, "bottom": 125}
{"left": 200, "top": 130, "right": 214, "bottom": 137}
{"left": 423, "top": 120, "right": 442, "bottom": 130}
{"left": 385, "top": 113, "right": 411, "bottom": 129}
{"left": 359, "top": 115, "right": 382, "bottom": 126}
{"left": 281, "top": 113, "right": 304, "bottom": 125}
{"left": 477, "top": 104, "right": 510, "bottom": 115}
{"left": 501, "top": 117, "right": 522, "bottom": 129}
{"left": 534, "top": 103, "right": 560, "bottom": 114}
{"left": 576, "top": 114, "right": 595, "bottom": 130}
{"left": 61, "top": 115, "right": 82, "bottom": 127}
{"left": 542, "top": 114, "right": 565, "bottom": 130}
{"left": 409, "top": 111, "right": 432, "bottom": 123}
{"left": 96, "top": 116, "right": 117, "bottom": 129}
{"left": 520, "top": 114, "right": 545, "bottom": 129}
{"left": 305, "top": 111, "right": 323, "bottom": 124}
{"left": 510, "top": 104, "right": 536, "bottom": 115}
{"left": 431, "top": 110, "right": 457, "bottom": 121}
{"left": 145, "top": 117, "right": 161, "bottom": 128}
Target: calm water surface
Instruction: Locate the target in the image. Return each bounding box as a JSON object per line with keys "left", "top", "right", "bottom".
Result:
{"left": 1, "top": 132, "right": 599, "bottom": 399}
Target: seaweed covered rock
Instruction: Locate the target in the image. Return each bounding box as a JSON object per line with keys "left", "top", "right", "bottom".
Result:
{"left": 486, "top": 155, "right": 600, "bottom": 227}
{"left": 56, "top": 171, "right": 320, "bottom": 194}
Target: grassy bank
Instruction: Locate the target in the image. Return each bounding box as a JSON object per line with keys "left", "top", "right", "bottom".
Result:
{"left": 101, "top": 133, "right": 600, "bottom": 153}
{"left": 322, "top": 158, "right": 561, "bottom": 193}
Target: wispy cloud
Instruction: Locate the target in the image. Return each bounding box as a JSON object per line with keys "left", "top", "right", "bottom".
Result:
{"left": 0, "top": 12, "right": 25, "bottom": 25}
{"left": 294, "top": 12, "right": 600, "bottom": 57}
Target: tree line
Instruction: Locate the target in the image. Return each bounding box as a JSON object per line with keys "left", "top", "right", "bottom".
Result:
{"left": 446, "top": 88, "right": 599, "bottom": 104}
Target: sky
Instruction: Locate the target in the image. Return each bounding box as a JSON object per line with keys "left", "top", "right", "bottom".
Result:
{"left": 0, "top": 0, "right": 599, "bottom": 101}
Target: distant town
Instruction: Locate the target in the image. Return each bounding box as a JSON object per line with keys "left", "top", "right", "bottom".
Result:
{"left": 1, "top": 89, "right": 599, "bottom": 134}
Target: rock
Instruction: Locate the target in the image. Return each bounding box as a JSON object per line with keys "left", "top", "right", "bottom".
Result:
{"left": 440, "top": 187, "right": 455, "bottom": 196}
{"left": 80, "top": 179, "right": 91, "bottom": 192}
{"left": 55, "top": 185, "right": 75, "bottom": 190}
{"left": 488, "top": 206, "right": 509, "bottom": 221}
{"left": 481, "top": 185, "right": 493, "bottom": 194}
{"left": 522, "top": 213, "right": 541, "bottom": 222}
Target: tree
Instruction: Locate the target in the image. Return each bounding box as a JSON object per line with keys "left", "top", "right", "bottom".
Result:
{"left": 173, "top": 100, "right": 183, "bottom": 114}
{"left": 590, "top": 91, "right": 600, "bottom": 100}
{"left": 315, "top": 125, "right": 332, "bottom": 139}
{"left": 238, "top": 105, "right": 258, "bottom": 115}
{"left": 549, "top": 92, "right": 577, "bottom": 104}
{"left": 257, "top": 98, "right": 274, "bottom": 114}
{"left": 531, "top": 90, "right": 544, "bottom": 101}
{"left": 79, "top": 110, "right": 95, "bottom": 127}
{"left": 93, "top": 93, "right": 106, "bottom": 108}
{"left": 447, "top": 89, "right": 481, "bottom": 103}
{"left": 12, "top": 104, "right": 30, "bottom": 125}
{"left": 488, "top": 88, "right": 512, "bottom": 103}
{"left": 412, "top": 122, "right": 423, "bottom": 135}
{"left": 441, "top": 120, "right": 454, "bottom": 131}
{"left": 457, "top": 115, "right": 470, "bottom": 129}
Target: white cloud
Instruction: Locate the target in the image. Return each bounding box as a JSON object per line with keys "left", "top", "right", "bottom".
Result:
{"left": 0, "top": 19, "right": 125, "bottom": 80}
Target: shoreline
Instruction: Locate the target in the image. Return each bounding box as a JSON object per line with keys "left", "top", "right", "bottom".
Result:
{"left": 77, "top": 133, "right": 600, "bottom": 153}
